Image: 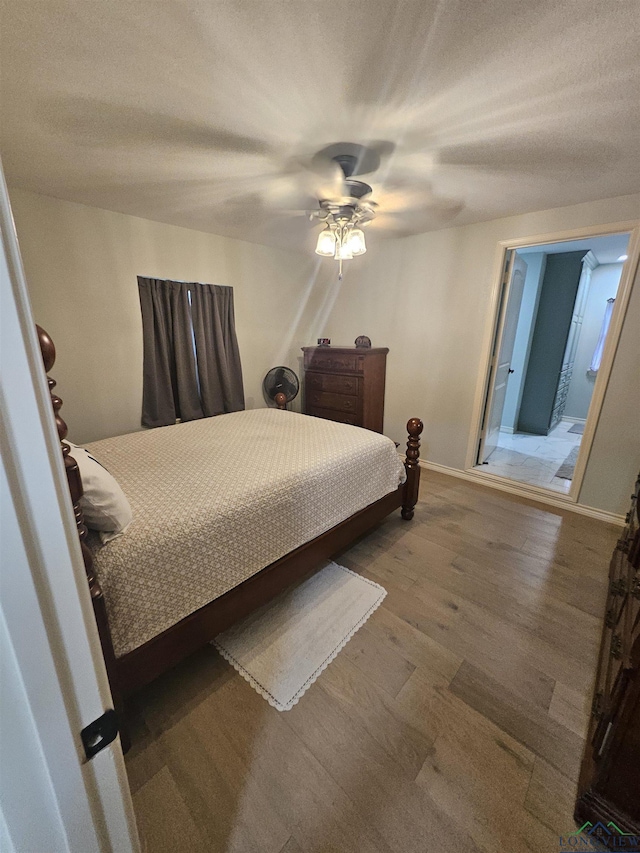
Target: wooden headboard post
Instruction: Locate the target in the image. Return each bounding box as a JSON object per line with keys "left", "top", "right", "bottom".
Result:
{"left": 37, "top": 326, "right": 95, "bottom": 581}
{"left": 36, "top": 325, "right": 129, "bottom": 749}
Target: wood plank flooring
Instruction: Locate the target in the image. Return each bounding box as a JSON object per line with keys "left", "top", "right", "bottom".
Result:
{"left": 125, "top": 471, "right": 619, "bottom": 853}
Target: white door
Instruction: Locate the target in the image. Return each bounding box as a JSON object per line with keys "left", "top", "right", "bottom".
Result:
{"left": 478, "top": 252, "right": 528, "bottom": 463}
{"left": 0, "top": 161, "right": 140, "bottom": 852}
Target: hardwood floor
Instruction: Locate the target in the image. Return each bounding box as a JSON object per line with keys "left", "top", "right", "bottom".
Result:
{"left": 125, "top": 471, "right": 619, "bottom": 853}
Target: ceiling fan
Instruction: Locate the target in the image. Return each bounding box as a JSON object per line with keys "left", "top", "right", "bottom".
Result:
{"left": 37, "top": 98, "right": 464, "bottom": 261}
{"left": 274, "top": 141, "right": 463, "bottom": 277}
{"left": 306, "top": 145, "right": 380, "bottom": 278}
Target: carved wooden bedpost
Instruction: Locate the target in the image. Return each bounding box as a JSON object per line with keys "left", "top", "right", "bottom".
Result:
{"left": 401, "top": 417, "right": 423, "bottom": 521}
{"left": 274, "top": 392, "right": 287, "bottom": 410}
{"left": 37, "top": 326, "right": 95, "bottom": 576}
{"left": 36, "top": 325, "right": 130, "bottom": 751}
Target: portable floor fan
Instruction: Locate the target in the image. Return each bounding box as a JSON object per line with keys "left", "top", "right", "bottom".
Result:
{"left": 263, "top": 366, "right": 300, "bottom": 409}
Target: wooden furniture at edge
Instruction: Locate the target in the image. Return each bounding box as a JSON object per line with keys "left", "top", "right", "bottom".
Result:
{"left": 575, "top": 473, "right": 640, "bottom": 834}
{"left": 37, "top": 326, "right": 422, "bottom": 750}
{"left": 302, "top": 346, "right": 388, "bottom": 432}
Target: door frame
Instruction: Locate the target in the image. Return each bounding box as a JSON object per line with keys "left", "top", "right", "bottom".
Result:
{"left": 0, "top": 160, "right": 140, "bottom": 851}
{"left": 477, "top": 250, "right": 528, "bottom": 464}
{"left": 465, "top": 220, "right": 640, "bottom": 503}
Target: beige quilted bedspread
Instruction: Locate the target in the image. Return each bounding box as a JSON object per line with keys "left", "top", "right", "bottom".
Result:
{"left": 86, "top": 409, "right": 406, "bottom": 657}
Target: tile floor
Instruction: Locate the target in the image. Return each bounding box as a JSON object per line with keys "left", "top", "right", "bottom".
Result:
{"left": 477, "top": 420, "right": 583, "bottom": 493}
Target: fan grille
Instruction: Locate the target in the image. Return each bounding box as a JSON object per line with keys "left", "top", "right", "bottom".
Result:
{"left": 263, "top": 366, "right": 299, "bottom": 403}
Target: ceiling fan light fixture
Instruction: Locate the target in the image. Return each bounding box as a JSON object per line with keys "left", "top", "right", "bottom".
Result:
{"left": 335, "top": 239, "right": 353, "bottom": 260}
{"left": 334, "top": 226, "right": 354, "bottom": 260}
{"left": 315, "top": 226, "right": 337, "bottom": 256}
{"left": 310, "top": 147, "right": 378, "bottom": 276}
{"left": 346, "top": 227, "right": 366, "bottom": 255}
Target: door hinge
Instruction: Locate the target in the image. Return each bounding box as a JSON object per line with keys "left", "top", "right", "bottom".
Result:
{"left": 81, "top": 709, "right": 119, "bottom": 759}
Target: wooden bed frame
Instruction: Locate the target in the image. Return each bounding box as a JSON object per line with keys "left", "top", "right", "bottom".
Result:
{"left": 38, "top": 325, "right": 422, "bottom": 746}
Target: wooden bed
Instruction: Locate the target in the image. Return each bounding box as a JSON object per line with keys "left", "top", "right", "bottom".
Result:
{"left": 37, "top": 325, "right": 422, "bottom": 746}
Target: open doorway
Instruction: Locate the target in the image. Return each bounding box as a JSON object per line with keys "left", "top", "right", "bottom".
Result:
{"left": 475, "top": 231, "right": 630, "bottom": 494}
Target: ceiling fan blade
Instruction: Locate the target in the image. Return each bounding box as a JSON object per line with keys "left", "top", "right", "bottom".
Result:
{"left": 369, "top": 201, "right": 464, "bottom": 235}
{"left": 372, "top": 178, "right": 463, "bottom": 215}
{"left": 303, "top": 160, "right": 348, "bottom": 200}
{"left": 258, "top": 174, "right": 320, "bottom": 210}
{"left": 252, "top": 155, "right": 347, "bottom": 207}
{"left": 310, "top": 141, "right": 395, "bottom": 178}
{"left": 436, "top": 139, "right": 613, "bottom": 174}
{"left": 38, "top": 95, "right": 275, "bottom": 156}
{"left": 373, "top": 189, "right": 423, "bottom": 213}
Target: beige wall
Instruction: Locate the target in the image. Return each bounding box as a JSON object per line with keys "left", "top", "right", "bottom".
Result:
{"left": 305, "top": 193, "right": 640, "bottom": 517}
{"left": 9, "top": 188, "right": 318, "bottom": 443}
{"left": 10, "top": 187, "right": 640, "bottom": 516}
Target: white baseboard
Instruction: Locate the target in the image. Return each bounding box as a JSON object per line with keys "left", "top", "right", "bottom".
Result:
{"left": 499, "top": 426, "right": 515, "bottom": 434}
{"left": 419, "top": 459, "right": 625, "bottom": 526}
{"left": 561, "top": 416, "right": 587, "bottom": 424}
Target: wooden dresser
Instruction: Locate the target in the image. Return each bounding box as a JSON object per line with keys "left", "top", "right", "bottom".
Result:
{"left": 575, "top": 473, "right": 640, "bottom": 835}
{"left": 302, "top": 346, "right": 388, "bottom": 433}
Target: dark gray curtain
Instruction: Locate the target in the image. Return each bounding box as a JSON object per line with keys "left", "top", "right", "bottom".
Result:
{"left": 138, "top": 277, "right": 203, "bottom": 427}
{"left": 189, "top": 283, "right": 245, "bottom": 415}
{"left": 138, "top": 277, "right": 244, "bottom": 427}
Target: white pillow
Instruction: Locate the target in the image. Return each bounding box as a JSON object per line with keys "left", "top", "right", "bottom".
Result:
{"left": 65, "top": 442, "right": 133, "bottom": 544}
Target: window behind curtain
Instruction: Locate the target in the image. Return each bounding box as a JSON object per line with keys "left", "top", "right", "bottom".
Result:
{"left": 137, "top": 277, "right": 245, "bottom": 428}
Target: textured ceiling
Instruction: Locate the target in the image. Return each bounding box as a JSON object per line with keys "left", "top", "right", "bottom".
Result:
{"left": 1, "top": 0, "right": 640, "bottom": 251}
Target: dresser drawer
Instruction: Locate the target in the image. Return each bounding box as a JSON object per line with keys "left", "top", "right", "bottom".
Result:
{"left": 305, "top": 372, "right": 360, "bottom": 396}
{"left": 306, "top": 390, "right": 360, "bottom": 413}
{"left": 304, "top": 351, "right": 363, "bottom": 374}
{"left": 306, "top": 406, "right": 361, "bottom": 427}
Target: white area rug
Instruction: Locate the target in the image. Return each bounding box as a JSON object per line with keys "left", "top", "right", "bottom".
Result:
{"left": 213, "top": 562, "right": 386, "bottom": 711}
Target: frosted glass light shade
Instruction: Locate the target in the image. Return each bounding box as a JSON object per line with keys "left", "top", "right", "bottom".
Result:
{"left": 335, "top": 235, "right": 353, "bottom": 260}
{"left": 315, "top": 228, "right": 336, "bottom": 256}
{"left": 346, "top": 227, "right": 366, "bottom": 255}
